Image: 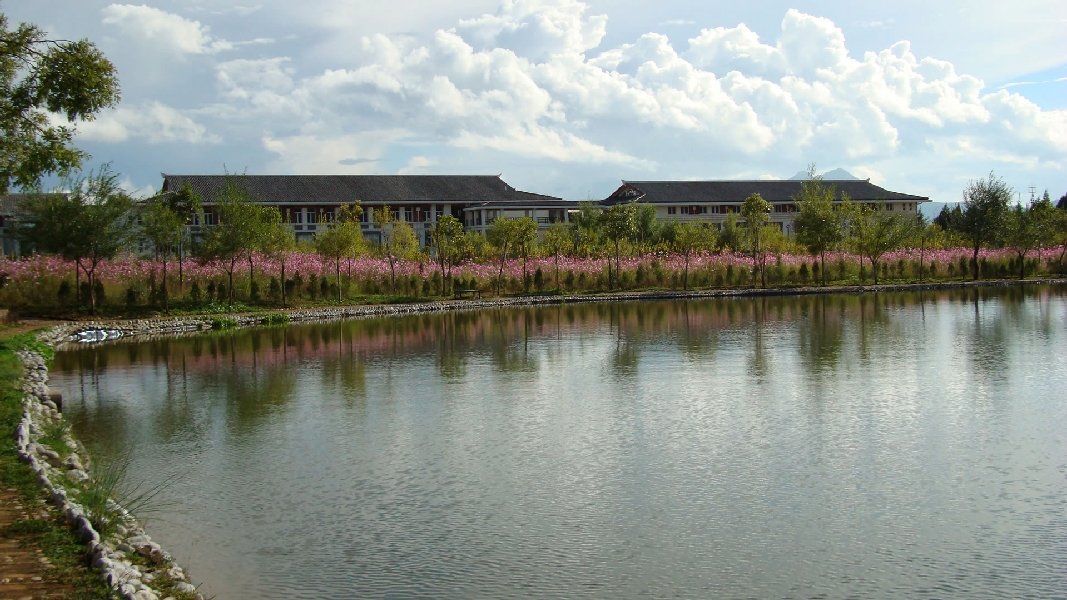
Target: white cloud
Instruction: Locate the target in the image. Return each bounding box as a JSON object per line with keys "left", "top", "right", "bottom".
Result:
{"left": 140, "top": 0, "right": 1064, "bottom": 196}
{"left": 261, "top": 130, "right": 408, "bottom": 174}
{"left": 77, "top": 102, "right": 222, "bottom": 145}
{"left": 398, "top": 156, "right": 436, "bottom": 174}
{"left": 102, "top": 4, "right": 233, "bottom": 54}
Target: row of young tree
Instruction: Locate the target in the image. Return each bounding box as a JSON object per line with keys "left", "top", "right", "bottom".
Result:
{"left": 12, "top": 166, "right": 1067, "bottom": 314}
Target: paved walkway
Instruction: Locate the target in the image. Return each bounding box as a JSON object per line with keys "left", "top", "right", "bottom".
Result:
{"left": 0, "top": 488, "right": 73, "bottom": 599}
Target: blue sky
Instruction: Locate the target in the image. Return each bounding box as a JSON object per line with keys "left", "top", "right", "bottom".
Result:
{"left": 7, "top": 0, "right": 1066, "bottom": 202}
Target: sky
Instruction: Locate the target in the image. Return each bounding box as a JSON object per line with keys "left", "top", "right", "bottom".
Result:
{"left": 7, "top": 0, "right": 1067, "bottom": 202}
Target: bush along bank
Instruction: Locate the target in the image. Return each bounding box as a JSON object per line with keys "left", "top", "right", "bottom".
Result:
{"left": 14, "top": 346, "right": 203, "bottom": 600}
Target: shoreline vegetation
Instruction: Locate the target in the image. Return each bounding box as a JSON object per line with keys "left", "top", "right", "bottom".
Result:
{"left": 36, "top": 276, "right": 1067, "bottom": 347}
{"left": 0, "top": 331, "right": 204, "bottom": 600}
{"left": 4, "top": 244, "right": 1067, "bottom": 323}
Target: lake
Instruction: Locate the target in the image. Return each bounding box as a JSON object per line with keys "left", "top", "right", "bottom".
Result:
{"left": 51, "top": 285, "right": 1067, "bottom": 599}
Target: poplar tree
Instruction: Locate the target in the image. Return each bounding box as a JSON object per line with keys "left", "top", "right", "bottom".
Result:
{"left": 793, "top": 166, "right": 844, "bottom": 285}
{"left": 954, "top": 172, "right": 1011, "bottom": 280}
{"left": 741, "top": 193, "right": 773, "bottom": 287}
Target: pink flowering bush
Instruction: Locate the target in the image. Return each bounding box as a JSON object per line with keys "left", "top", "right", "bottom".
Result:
{"left": 0, "top": 245, "right": 1062, "bottom": 313}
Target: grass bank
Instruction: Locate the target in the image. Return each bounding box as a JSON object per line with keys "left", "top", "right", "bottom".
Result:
{"left": 0, "top": 329, "right": 118, "bottom": 599}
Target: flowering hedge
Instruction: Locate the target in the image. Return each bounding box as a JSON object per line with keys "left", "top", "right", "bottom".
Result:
{"left": 0, "top": 246, "right": 1063, "bottom": 311}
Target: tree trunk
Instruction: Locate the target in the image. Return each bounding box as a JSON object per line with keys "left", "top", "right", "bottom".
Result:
{"left": 918, "top": 238, "right": 926, "bottom": 283}
{"left": 162, "top": 255, "right": 169, "bottom": 313}
{"left": 178, "top": 241, "right": 183, "bottom": 292}
{"left": 87, "top": 260, "right": 98, "bottom": 314}
{"left": 1018, "top": 251, "right": 1027, "bottom": 280}
{"left": 972, "top": 245, "right": 980, "bottom": 281}
{"left": 74, "top": 260, "right": 81, "bottom": 309}
{"left": 389, "top": 256, "right": 397, "bottom": 294}
{"left": 683, "top": 254, "right": 690, "bottom": 290}
{"left": 554, "top": 254, "right": 560, "bottom": 290}
{"left": 248, "top": 254, "right": 255, "bottom": 300}
{"left": 337, "top": 258, "right": 342, "bottom": 303}
{"left": 872, "top": 258, "right": 879, "bottom": 285}
{"left": 281, "top": 259, "right": 287, "bottom": 308}
{"left": 228, "top": 259, "right": 236, "bottom": 306}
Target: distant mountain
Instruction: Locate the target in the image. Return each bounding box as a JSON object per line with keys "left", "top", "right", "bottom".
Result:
{"left": 788, "top": 168, "right": 861, "bottom": 181}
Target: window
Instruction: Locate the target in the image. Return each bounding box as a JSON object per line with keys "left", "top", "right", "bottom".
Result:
{"left": 202, "top": 212, "right": 214, "bottom": 225}
{"left": 667, "top": 206, "right": 677, "bottom": 215}
{"left": 323, "top": 209, "right": 335, "bottom": 222}
{"left": 293, "top": 209, "right": 304, "bottom": 224}
{"left": 404, "top": 207, "right": 413, "bottom": 222}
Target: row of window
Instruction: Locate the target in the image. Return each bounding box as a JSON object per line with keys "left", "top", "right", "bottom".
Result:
{"left": 664, "top": 202, "right": 916, "bottom": 215}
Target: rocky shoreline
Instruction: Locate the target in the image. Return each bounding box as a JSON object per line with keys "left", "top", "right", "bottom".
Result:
{"left": 14, "top": 349, "right": 202, "bottom": 600}
{"left": 39, "top": 277, "right": 1067, "bottom": 348}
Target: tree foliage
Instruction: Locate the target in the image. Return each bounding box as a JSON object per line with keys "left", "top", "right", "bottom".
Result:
{"left": 741, "top": 193, "right": 773, "bottom": 287}
{"left": 315, "top": 203, "right": 364, "bottom": 302}
{"left": 848, "top": 205, "right": 915, "bottom": 284}
{"left": 666, "top": 221, "right": 717, "bottom": 290}
{"left": 1, "top": 13, "right": 121, "bottom": 193}
{"left": 951, "top": 172, "right": 1012, "bottom": 280}
{"left": 793, "top": 166, "right": 845, "bottom": 285}
{"left": 16, "top": 164, "right": 133, "bottom": 312}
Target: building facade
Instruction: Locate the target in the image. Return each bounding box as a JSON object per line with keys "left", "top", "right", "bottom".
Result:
{"left": 161, "top": 174, "right": 568, "bottom": 245}
{"left": 602, "top": 180, "right": 929, "bottom": 234}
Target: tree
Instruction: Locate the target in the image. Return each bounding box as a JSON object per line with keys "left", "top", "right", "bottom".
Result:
{"left": 1, "top": 13, "right": 120, "bottom": 193}
{"left": 717, "top": 212, "right": 741, "bottom": 252}
{"left": 372, "top": 206, "right": 418, "bottom": 294}
{"left": 140, "top": 195, "right": 187, "bottom": 312}
{"left": 633, "top": 203, "right": 659, "bottom": 257}
{"left": 668, "top": 222, "right": 717, "bottom": 290}
{"left": 568, "top": 202, "right": 602, "bottom": 257}
{"left": 952, "top": 172, "right": 1012, "bottom": 280}
{"left": 600, "top": 203, "right": 637, "bottom": 290}
{"left": 487, "top": 217, "right": 520, "bottom": 295}
{"left": 849, "top": 205, "right": 914, "bottom": 284}
{"left": 197, "top": 177, "right": 261, "bottom": 305}
{"left": 259, "top": 207, "right": 296, "bottom": 307}
{"left": 793, "top": 166, "right": 845, "bottom": 285}
{"left": 164, "top": 183, "right": 202, "bottom": 290}
{"left": 1004, "top": 196, "right": 1055, "bottom": 279}
{"left": 315, "top": 203, "right": 364, "bottom": 302}
{"left": 512, "top": 216, "right": 538, "bottom": 290}
{"left": 910, "top": 213, "right": 942, "bottom": 283}
{"left": 740, "top": 193, "right": 773, "bottom": 287}
{"left": 16, "top": 165, "right": 134, "bottom": 312}
{"left": 430, "top": 214, "right": 463, "bottom": 295}
{"left": 540, "top": 222, "right": 570, "bottom": 290}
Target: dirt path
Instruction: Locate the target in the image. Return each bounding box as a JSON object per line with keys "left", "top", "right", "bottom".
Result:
{"left": 0, "top": 488, "right": 73, "bottom": 600}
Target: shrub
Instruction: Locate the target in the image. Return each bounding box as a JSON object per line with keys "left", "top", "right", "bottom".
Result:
{"left": 190, "top": 281, "right": 202, "bottom": 303}
{"left": 57, "top": 280, "right": 73, "bottom": 306}
{"left": 210, "top": 316, "right": 238, "bottom": 330}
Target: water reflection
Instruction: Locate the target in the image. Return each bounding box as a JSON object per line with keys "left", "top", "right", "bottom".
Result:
{"left": 48, "top": 284, "right": 1067, "bottom": 600}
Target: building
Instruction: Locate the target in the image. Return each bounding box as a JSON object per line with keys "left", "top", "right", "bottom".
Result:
{"left": 601, "top": 179, "right": 929, "bottom": 234}
{"left": 160, "top": 174, "right": 568, "bottom": 245}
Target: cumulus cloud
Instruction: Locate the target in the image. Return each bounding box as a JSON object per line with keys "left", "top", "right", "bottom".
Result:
{"left": 261, "top": 130, "right": 407, "bottom": 174}
{"left": 189, "top": 0, "right": 1065, "bottom": 191}
{"left": 76, "top": 102, "right": 222, "bottom": 145}
{"left": 102, "top": 4, "right": 234, "bottom": 54}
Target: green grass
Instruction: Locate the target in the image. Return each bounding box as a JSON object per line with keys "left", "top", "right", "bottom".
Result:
{"left": 0, "top": 333, "right": 118, "bottom": 599}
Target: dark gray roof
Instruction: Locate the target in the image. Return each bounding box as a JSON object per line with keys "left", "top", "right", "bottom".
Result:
{"left": 162, "top": 174, "right": 560, "bottom": 205}
{"left": 0, "top": 193, "right": 69, "bottom": 215}
{"left": 602, "top": 180, "right": 929, "bottom": 206}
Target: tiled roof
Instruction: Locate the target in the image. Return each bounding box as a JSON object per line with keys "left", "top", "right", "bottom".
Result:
{"left": 161, "top": 174, "right": 560, "bottom": 205}
{"left": 602, "top": 180, "right": 929, "bottom": 206}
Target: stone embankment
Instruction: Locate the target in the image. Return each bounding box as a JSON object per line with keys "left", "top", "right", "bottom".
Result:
{"left": 39, "top": 277, "right": 1067, "bottom": 346}
{"left": 15, "top": 349, "right": 202, "bottom": 600}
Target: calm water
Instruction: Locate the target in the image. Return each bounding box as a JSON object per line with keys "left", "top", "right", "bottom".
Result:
{"left": 51, "top": 286, "right": 1067, "bottom": 599}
